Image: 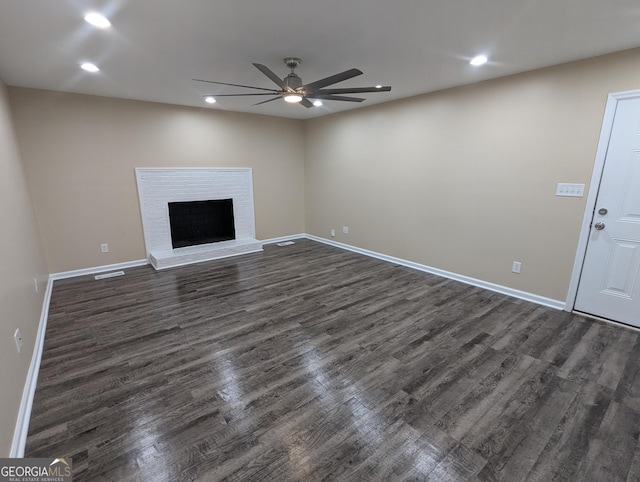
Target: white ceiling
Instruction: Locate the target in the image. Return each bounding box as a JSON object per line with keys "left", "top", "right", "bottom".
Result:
{"left": 1, "top": 0, "right": 640, "bottom": 120}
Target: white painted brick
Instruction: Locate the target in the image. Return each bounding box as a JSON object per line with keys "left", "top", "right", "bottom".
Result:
{"left": 135, "top": 168, "right": 261, "bottom": 269}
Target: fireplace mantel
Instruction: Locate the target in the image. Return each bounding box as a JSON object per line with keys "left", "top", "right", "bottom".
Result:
{"left": 135, "top": 168, "right": 263, "bottom": 269}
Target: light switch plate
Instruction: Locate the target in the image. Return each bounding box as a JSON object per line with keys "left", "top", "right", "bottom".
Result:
{"left": 556, "top": 183, "right": 585, "bottom": 197}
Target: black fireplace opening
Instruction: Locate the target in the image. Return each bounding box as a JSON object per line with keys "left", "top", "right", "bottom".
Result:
{"left": 168, "top": 199, "right": 235, "bottom": 249}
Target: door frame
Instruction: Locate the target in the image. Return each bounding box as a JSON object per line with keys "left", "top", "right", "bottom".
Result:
{"left": 565, "top": 88, "right": 640, "bottom": 312}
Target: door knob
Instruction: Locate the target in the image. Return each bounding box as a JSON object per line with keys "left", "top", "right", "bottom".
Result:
{"left": 594, "top": 222, "right": 605, "bottom": 231}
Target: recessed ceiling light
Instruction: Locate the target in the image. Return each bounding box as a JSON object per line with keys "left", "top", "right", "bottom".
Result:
{"left": 80, "top": 62, "right": 100, "bottom": 72}
{"left": 313, "top": 100, "right": 323, "bottom": 107}
{"left": 205, "top": 96, "right": 216, "bottom": 104}
{"left": 84, "top": 12, "right": 111, "bottom": 29}
{"left": 470, "top": 55, "right": 488, "bottom": 66}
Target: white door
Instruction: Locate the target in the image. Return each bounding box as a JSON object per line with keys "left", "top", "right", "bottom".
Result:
{"left": 574, "top": 95, "right": 640, "bottom": 327}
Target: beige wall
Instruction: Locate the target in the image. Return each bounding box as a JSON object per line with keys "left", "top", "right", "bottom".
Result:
{"left": 304, "top": 48, "right": 640, "bottom": 302}
{"left": 0, "top": 78, "right": 48, "bottom": 455}
{"left": 9, "top": 90, "right": 305, "bottom": 273}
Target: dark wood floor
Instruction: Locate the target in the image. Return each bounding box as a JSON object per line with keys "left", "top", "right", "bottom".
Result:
{"left": 26, "top": 239, "right": 640, "bottom": 481}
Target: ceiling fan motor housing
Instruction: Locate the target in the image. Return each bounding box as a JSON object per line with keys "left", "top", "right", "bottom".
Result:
{"left": 283, "top": 58, "right": 303, "bottom": 92}
{"left": 285, "top": 73, "right": 302, "bottom": 91}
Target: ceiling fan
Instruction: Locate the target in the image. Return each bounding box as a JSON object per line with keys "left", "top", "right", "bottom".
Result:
{"left": 193, "top": 58, "right": 391, "bottom": 108}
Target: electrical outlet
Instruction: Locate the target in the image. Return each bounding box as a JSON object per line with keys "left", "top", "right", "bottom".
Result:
{"left": 343, "top": 226, "right": 349, "bottom": 235}
{"left": 14, "top": 328, "right": 23, "bottom": 353}
{"left": 331, "top": 229, "right": 336, "bottom": 237}
{"left": 34, "top": 277, "right": 38, "bottom": 293}
{"left": 101, "top": 243, "right": 109, "bottom": 253}
{"left": 512, "top": 261, "right": 522, "bottom": 274}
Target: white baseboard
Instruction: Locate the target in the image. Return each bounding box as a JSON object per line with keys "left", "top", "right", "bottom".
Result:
{"left": 304, "top": 234, "right": 565, "bottom": 310}
{"left": 50, "top": 259, "right": 148, "bottom": 281}
{"left": 10, "top": 276, "right": 54, "bottom": 458}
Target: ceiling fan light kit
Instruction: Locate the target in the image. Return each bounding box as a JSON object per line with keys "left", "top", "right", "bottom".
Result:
{"left": 195, "top": 57, "right": 391, "bottom": 108}
{"left": 284, "top": 94, "right": 303, "bottom": 103}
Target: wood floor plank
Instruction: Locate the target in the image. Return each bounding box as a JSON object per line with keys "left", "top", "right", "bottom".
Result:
{"left": 476, "top": 374, "right": 579, "bottom": 481}
{"left": 25, "top": 239, "right": 640, "bottom": 481}
{"left": 435, "top": 353, "right": 540, "bottom": 440}
{"left": 614, "top": 335, "right": 640, "bottom": 414}
{"left": 557, "top": 323, "right": 630, "bottom": 389}
{"left": 574, "top": 400, "right": 640, "bottom": 481}
{"left": 460, "top": 362, "right": 559, "bottom": 455}
{"left": 525, "top": 381, "right": 613, "bottom": 481}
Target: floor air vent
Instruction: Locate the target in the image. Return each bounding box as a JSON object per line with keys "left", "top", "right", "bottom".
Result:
{"left": 95, "top": 271, "right": 126, "bottom": 280}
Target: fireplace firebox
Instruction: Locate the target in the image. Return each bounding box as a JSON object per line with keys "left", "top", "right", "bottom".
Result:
{"left": 168, "top": 199, "right": 235, "bottom": 249}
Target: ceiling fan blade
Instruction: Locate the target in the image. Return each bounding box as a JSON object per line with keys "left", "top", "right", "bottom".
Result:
{"left": 253, "top": 63, "right": 289, "bottom": 91}
{"left": 308, "top": 94, "right": 365, "bottom": 102}
{"left": 204, "top": 93, "right": 283, "bottom": 97}
{"left": 300, "top": 98, "right": 314, "bottom": 108}
{"left": 303, "top": 68, "right": 363, "bottom": 91}
{"left": 314, "top": 86, "right": 392, "bottom": 94}
{"left": 193, "top": 78, "right": 281, "bottom": 93}
{"left": 253, "top": 97, "right": 282, "bottom": 106}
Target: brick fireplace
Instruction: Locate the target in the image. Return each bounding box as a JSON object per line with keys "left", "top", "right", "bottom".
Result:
{"left": 135, "top": 168, "right": 263, "bottom": 269}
